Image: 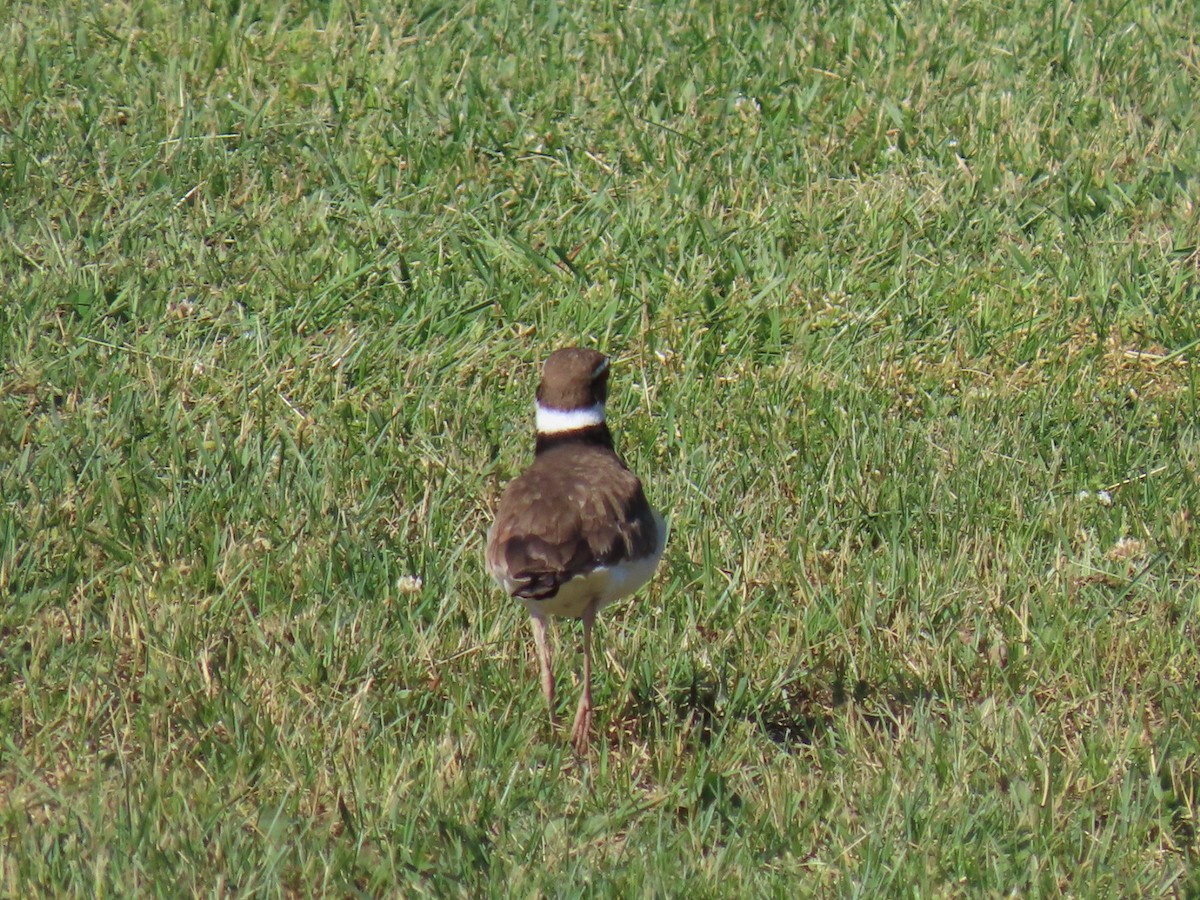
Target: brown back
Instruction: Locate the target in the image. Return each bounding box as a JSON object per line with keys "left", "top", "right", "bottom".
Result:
{"left": 486, "top": 445, "right": 659, "bottom": 600}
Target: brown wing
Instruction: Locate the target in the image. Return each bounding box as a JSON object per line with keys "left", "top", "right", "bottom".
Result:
{"left": 486, "top": 446, "right": 659, "bottom": 601}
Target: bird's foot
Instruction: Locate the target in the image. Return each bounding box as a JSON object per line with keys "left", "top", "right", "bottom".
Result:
{"left": 570, "top": 700, "right": 592, "bottom": 755}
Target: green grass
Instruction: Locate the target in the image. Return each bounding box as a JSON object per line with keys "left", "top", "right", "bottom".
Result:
{"left": 2, "top": 0, "right": 1199, "bottom": 894}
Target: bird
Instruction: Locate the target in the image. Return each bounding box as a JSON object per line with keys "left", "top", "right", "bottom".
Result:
{"left": 486, "top": 348, "right": 666, "bottom": 754}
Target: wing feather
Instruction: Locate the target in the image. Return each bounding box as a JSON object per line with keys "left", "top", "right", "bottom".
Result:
{"left": 485, "top": 446, "right": 659, "bottom": 601}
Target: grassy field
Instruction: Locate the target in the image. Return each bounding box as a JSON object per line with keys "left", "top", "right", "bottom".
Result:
{"left": 3, "top": 0, "right": 1200, "bottom": 894}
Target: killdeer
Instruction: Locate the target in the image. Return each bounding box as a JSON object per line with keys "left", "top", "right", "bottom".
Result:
{"left": 486, "top": 348, "right": 666, "bottom": 754}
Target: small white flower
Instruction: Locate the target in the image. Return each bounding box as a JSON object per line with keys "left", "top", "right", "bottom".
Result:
{"left": 1096, "top": 490, "right": 1113, "bottom": 507}
{"left": 396, "top": 575, "right": 423, "bottom": 595}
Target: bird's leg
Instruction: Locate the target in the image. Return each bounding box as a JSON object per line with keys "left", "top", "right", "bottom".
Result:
{"left": 570, "top": 599, "right": 598, "bottom": 755}
{"left": 530, "top": 614, "right": 557, "bottom": 727}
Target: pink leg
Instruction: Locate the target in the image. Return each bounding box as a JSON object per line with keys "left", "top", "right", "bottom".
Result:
{"left": 530, "top": 614, "right": 556, "bottom": 726}
{"left": 570, "top": 600, "right": 597, "bottom": 754}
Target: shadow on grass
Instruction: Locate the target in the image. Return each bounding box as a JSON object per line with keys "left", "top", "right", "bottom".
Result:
{"left": 616, "top": 664, "right": 942, "bottom": 751}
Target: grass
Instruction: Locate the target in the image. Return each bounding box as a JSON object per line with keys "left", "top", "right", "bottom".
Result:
{"left": 2, "top": 0, "right": 1199, "bottom": 894}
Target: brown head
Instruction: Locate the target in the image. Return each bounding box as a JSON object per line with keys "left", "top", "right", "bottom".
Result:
{"left": 537, "top": 348, "right": 609, "bottom": 413}
{"left": 534, "top": 348, "right": 613, "bottom": 448}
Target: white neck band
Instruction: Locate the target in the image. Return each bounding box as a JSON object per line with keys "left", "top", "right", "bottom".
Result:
{"left": 535, "top": 402, "right": 605, "bottom": 434}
